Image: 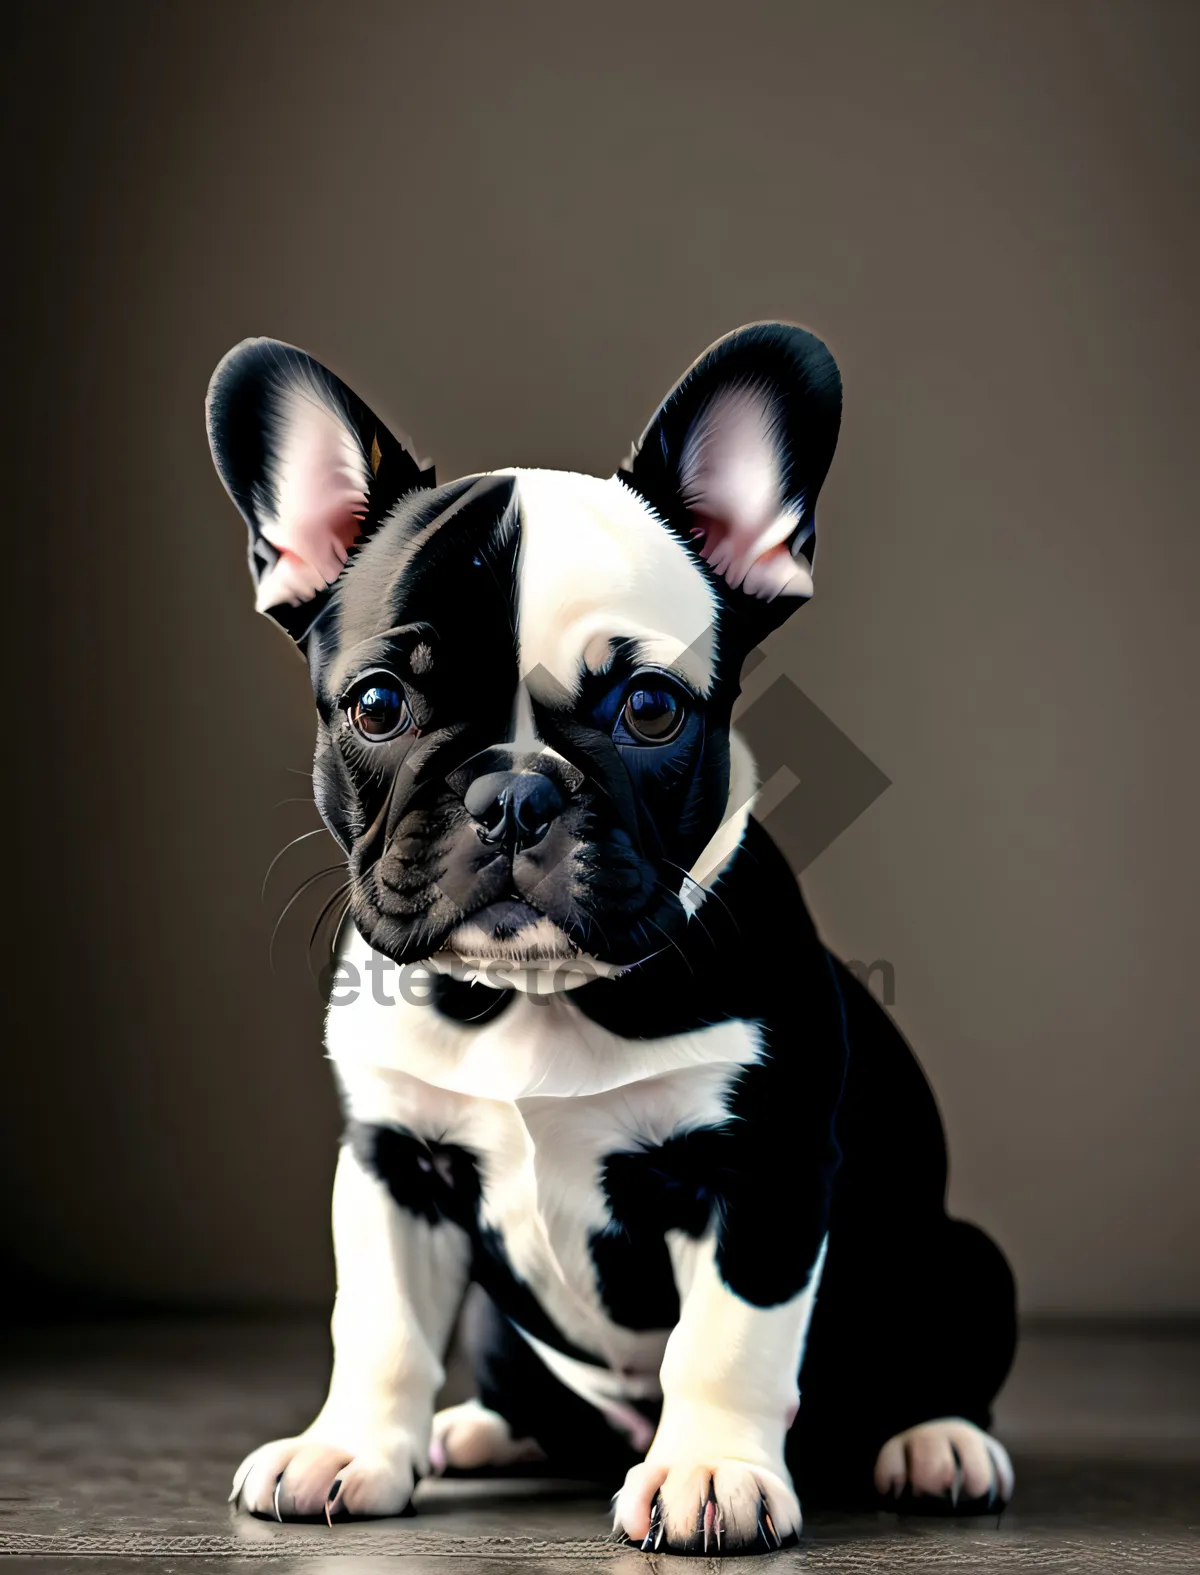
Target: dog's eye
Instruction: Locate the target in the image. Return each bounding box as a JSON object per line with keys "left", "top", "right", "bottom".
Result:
{"left": 620, "top": 686, "right": 686, "bottom": 745}
{"left": 347, "top": 674, "right": 411, "bottom": 741}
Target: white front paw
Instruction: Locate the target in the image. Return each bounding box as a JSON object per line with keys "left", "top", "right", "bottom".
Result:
{"left": 231, "top": 1426, "right": 420, "bottom": 1521}
{"left": 614, "top": 1458, "right": 800, "bottom": 1555}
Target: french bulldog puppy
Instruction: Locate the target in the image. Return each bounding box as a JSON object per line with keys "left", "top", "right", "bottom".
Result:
{"left": 207, "top": 325, "right": 1016, "bottom": 1554}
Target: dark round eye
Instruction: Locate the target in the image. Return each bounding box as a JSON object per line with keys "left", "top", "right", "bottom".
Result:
{"left": 347, "top": 674, "right": 410, "bottom": 741}
{"left": 620, "top": 686, "right": 685, "bottom": 744}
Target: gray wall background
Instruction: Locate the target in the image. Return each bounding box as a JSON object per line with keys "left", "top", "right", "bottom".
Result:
{"left": 4, "top": 0, "right": 1197, "bottom": 1316}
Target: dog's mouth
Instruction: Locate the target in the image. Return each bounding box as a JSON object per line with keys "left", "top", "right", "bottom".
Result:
{"left": 465, "top": 898, "right": 550, "bottom": 939}
{"left": 443, "top": 898, "right": 581, "bottom": 965}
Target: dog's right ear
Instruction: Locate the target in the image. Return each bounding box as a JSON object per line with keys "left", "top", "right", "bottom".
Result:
{"left": 206, "top": 339, "right": 435, "bottom": 642}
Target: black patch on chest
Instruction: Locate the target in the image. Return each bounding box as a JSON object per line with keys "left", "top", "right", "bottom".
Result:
{"left": 590, "top": 1130, "right": 730, "bottom": 1329}
{"left": 347, "top": 1120, "right": 481, "bottom": 1229}
{"left": 347, "top": 1119, "right": 606, "bottom": 1367}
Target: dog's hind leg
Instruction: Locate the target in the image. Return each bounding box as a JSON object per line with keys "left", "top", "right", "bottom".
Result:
{"left": 873, "top": 1416, "right": 1014, "bottom": 1508}
{"left": 788, "top": 1215, "right": 1018, "bottom": 1510}
{"left": 785, "top": 958, "right": 1018, "bottom": 1511}
{"left": 429, "top": 1399, "right": 546, "bottom": 1474}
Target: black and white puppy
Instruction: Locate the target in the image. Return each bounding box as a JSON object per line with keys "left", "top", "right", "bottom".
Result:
{"left": 207, "top": 325, "right": 1017, "bottom": 1553}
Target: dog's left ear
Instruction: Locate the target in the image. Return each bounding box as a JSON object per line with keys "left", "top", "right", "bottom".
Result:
{"left": 620, "top": 322, "right": 841, "bottom": 644}
{"left": 206, "top": 338, "right": 435, "bottom": 643}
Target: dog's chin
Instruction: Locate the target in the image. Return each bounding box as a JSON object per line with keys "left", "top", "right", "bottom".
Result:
{"left": 427, "top": 901, "right": 628, "bottom": 993}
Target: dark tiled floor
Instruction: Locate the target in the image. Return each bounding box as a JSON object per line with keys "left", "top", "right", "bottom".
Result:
{"left": 1, "top": 1317, "right": 1197, "bottom": 1571}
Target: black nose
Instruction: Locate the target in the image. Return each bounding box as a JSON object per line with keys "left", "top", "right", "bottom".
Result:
{"left": 464, "top": 770, "right": 566, "bottom": 853}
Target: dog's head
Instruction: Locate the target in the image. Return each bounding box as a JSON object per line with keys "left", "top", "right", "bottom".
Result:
{"left": 207, "top": 325, "right": 840, "bottom": 980}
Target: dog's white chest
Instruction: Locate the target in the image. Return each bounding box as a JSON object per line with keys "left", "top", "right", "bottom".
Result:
{"left": 328, "top": 936, "right": 762, "bottom": 1365}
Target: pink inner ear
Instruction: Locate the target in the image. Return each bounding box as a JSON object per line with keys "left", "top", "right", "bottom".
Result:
{"left": 255, "top": 382, "right": 370, "bottom": 610}
{"left": 690, "top": 509, "right": 814, "bottom": 601}
{"left": 680, "top": 387, "right": 814, "bottom": 602}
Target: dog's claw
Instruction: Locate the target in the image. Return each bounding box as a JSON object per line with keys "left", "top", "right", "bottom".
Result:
{"left": 756, "top": 1495, "right": 783, "bottom": 1551}
{"left": 272, "top": 1473, "right": 284, "bottom": 1524}
{"left": 763, "top": 1506, "right": 781, "bottom": 1548}
{"left": 697, "top": 1477, "right": 717, "bottom": 1551}
{"left": 324, "top": 1478, "right": 342, "bottom": 1528}
{"left": 641, "top": 1493, "right": 662, "bottom": 1552}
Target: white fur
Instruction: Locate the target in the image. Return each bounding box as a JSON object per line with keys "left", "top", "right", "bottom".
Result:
{"left": 328, "top": 976, "right": 764, "bottom": 1373}
{"left": 615, "top": 1457, "right": 800, "bottom": 1551}
{"left": 232, "top": 1139, "right": 469, "bottom": 1519}
{"left": 329, "top": 929, "right": 762, "bottom": 1100}
{"left": 609, "top": 1234, "right": 825, "bottom": 1547}
{"left": 507, "top": 469, "right": 720, "bottom": 698}
{"left": 652, "top": 1232, "right": 826, "bottom": 1467}
{"left": 259, "top": 971, "right": 779, "bottom": 1515}
{"left": 261, "top": 955, "right": 839, "bottom": 1536}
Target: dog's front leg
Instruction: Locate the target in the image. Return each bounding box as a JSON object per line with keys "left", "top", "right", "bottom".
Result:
{"left": 614, "top": 1231, "right": 827, "bottom": 1555}
{"left": 232, "top": 1139, "right": 469, "bottom": 1521}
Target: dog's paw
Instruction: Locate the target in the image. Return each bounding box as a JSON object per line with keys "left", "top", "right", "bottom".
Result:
{"left": 874, "top": 1419, "right": 1014, "bottom": 1512}
{"left": 614, "top": 1459, "right": 800, "bottom": 1555}
{"left": 429, "top": 1399, "right": 545, "bottom": 1473}
{"left": 230, "top": 1427, "right": 419, "bottom": 1521}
